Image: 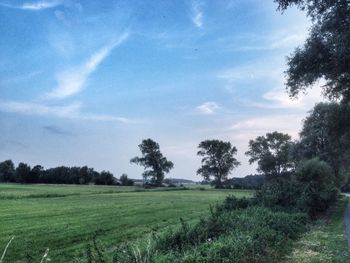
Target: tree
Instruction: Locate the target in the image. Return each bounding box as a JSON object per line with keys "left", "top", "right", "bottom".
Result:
{"left": 275, "top": 0, "right": 350, "bottom": 101}
{"left": 0, "top": 160, "right": 15, "bottom": 182}
{"left": 295, "top": 158, "right": 338, "bottom": 217}
{"left": 246, "top": 131, "right": 294, "bottom": 179}
{"left": 295, "top": 102, "right": 350, "bottom": 187}
{"left": 29, "top": 165, "right": 44, "bottom": 183}
{"left": 130, "top": 139, "right": 174, "bottom": 186}
{"left": 120, "top": 174, "right": 134, "bottom": 186}
{"left": 79, "top": 166, "right": 94, "bottom": 184}
{"left": 197, "top": 140, "right": 240, "bottom": 188}
{"left": 95, "top": 171, "right": 115, "bottom": 185}
{"left": 15, "top": 163, "right": 31, "bottom": 183}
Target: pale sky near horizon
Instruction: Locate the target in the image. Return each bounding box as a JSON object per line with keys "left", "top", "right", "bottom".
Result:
{"left": 0, "top": 0, "right": 326, "bottom": 180}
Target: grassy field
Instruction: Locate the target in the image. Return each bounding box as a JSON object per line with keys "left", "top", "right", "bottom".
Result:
{"left": 283, "top": 196, "right": 350, "bottom": 263}
{"left": 0, "top": 183, "right": 252, "bottom": 262}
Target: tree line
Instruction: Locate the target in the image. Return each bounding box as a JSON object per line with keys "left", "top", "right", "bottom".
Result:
{"left": 0, "top": 162, "right": 135, "bottom": 186}
{"left": 1, "top": 101, "right": 349, "bottom": 194}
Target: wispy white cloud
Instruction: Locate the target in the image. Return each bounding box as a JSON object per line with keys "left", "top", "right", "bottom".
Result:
{"left": 196, "top": 101, "right": 220, "bottom": 114}
{"left": 0, "top": 100, "right": 81, "bottom": 118}
{"left": 0, "top": 100, "right": 137, "bottom": 124}
{"left": 214, "top": 28, "right": 307, "bottom": 53}
{"left": 237, "top": 32, "right": 307, "bottom": 52}
{"left": 191, "top": 0, "right": 204, "bottom": 28}
{"left": 79, "top": 113, "right": 135, "bottom": 124}
{"left": 47, "top": 32, "right": 129, "bottom": 99}
{"left": 217, "top": 58, "right": 283, "bottom": 93}
{"left": 0, "top": 0, "right": 63, "bottom": 10}
{"left": 250, "top": 85, "right": 324, "bottom": 110}
{"left": 231, "top": 114, "right": 302, "bottom": 138}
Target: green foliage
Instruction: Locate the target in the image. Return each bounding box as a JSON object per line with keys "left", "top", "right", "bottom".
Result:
{"left": 94, "top": 171, "right": 115, "bottom": 185}
{"left": 275, "top": 0, "right": 350, "bottom": 101}
{"left": 295, "top": 158, "right": 338, "bottom": 217}
{"left": 29, "top": 165, "right": 43, "bottom": 183}
{"left": 111, "top": 206, "right": 307, "bottom": 263}
{"left": 217, "top": 195, "right": 255, "bottom": 212}
{"left": 0, "top": 160, "right": 15, "bottom": 182}
{"left": 224, "top": 174, "right": 265, "bottom": 190}
{"left": 246, "top": 131, "right": 294, "bottom": 179}
{"left": 295, "top": 102, "right": 350, "bottom": 188}
{"left": 255, "top": 158, "right": 339, "bottom": 218}
{"left": 131, "top": 139, "right": 174, "bottom": 186}
{"left": 197, "top": 140, "right": 240, "bottom": 188}
{"left": 255, "top": 177, "right": 303, "bottom": 211}
{"left": 0, "top": 161, "right": 117, "bottom": 185}
{"left": 119, "top": 174, "right": 134, "bottom": 186}
{"left": 15, "top": 162, "right": 31, "bottom": 183}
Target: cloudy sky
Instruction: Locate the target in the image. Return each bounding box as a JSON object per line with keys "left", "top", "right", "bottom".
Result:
{"left": 0, "top": 0, "right": 324, "bottom": 180}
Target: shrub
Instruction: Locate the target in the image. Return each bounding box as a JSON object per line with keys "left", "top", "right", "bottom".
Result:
{"left": 255, "top": 178, "right": 304, "bottom": 212}
{"left": 295, "top": 158, "right": 338, "bottom": 217}
{"left": 109, "top": 207, "right": 307, "bottom": 263}
{"left": 217, "top": 195, "right": 255, "bottom": 212}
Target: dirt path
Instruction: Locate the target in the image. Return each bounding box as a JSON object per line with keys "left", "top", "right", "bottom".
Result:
{"left": 344, "top": 193, "right": 350, "bottom": 250}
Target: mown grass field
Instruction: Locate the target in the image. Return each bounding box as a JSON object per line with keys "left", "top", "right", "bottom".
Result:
{"left": 0, "top": 183, "right": 252, "bottom": 262}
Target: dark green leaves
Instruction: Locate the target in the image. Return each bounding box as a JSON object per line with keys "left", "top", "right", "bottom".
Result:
{"left": 130, "top": 138, "right": 174, "bottom": 186}
{"left": 197, "top": 140, "right": 240, "bottom": 188}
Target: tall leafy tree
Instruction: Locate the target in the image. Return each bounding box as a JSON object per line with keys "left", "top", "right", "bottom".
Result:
{"left": 95, "top": 171, "right": 115, "bottom": 185}
{"left": 246, "top": 132, "right": 294, "bottom": 179}
{"left": 29, "top": 165, "right": 44, "bottom": 183}
{"left": 295, "top": 102, "right": 350, "bottom": 187}
{"left": 119, "top": 174, "right": 134, "bottom": 186}
{"left": 15, "top": 162, "right": 31, "bottom": 183}
{"left": 0, "top": 160, "right": 15, "bottom": 182}
{"left": 296, "top": 158, "right": 338, "bottom": 217}
{"left": 275, "top": 0, "right": 350, "bottom": 101}
{"left": 130, "top": 139, "right": 174, "bottom": 186}
{"left": 197, "top": 140, "right": 240, "bottom": 188}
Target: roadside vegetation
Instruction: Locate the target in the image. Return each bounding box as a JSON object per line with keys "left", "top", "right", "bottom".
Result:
{"left": 284, "top": 196, "right": 350, "bottom": 263}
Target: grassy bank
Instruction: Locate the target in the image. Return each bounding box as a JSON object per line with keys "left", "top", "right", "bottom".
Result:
{"left": 103, "top": 195, "right": 350, "bottom": 263}
{"left": 0, "top": 183, "right": 252, "bottom": 262}
{"left": 283, "top": 196, "right": 350, "bottom": 263}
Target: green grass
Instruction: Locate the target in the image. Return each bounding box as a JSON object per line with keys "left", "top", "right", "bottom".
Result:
{"left": 0, "top": 183, "right": 138, "bottom": 199}
{"left": 283, "top": 196, "right": 350, "bottom": 263}
{"left": 0, "top": 183, "right": 252, "bottom": 262}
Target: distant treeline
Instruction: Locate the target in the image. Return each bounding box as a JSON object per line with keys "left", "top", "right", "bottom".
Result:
{"left": 0, "top": 160, "right": 128, "bottom": 185}
{"left": 225, "top": 175, "right": 265, "bottom": 189}
{"left": 200, "top": 175, "right": 265, "bottom": 190}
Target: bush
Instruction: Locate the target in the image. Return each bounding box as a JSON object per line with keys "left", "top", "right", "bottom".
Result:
{"left": 110, "top": 207, "right": 307, "bottom": 263}
{"left": 255, "top": 178, "right": 304, "bottom": 212}
{"left": 217, "top": 195, "right": 255, "bottom": 212}
{"left": 255, "top": 158, "right": 339, "bottom": 218}
{"left": 295, "top": 158, "right": 338, "bottom": 217}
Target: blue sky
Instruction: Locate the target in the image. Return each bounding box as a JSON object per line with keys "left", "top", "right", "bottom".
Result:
{"left": 0, "top": 0, "right": 325, "bottom": 180}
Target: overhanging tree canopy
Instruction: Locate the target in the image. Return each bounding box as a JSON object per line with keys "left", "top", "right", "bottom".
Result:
{"left": 275, "top": 0, "right": 350, "bottom": 101}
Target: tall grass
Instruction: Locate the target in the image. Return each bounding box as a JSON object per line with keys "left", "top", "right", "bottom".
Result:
{"left": 0, "top": 236, "right": 14, "bottom": 263}
{"left": 79, "top": 197, "right": 308, "bottom": 262}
